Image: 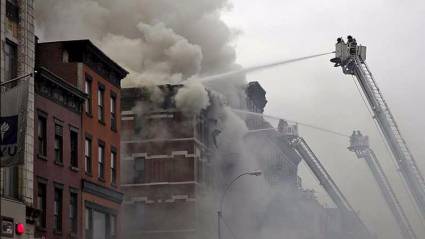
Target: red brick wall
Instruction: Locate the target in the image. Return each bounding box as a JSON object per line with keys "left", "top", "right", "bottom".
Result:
{"left": 33, "top": 94, "right": 83, "bottom": 239}
{"left": 36, "top": 43, "right": 79, "bottom": 86}
{"left": 82, "top": 65, "right": 121, "bottom": 188}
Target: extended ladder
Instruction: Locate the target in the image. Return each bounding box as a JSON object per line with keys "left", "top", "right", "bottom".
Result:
{"left": 332, "top": 36, "right": 425, "bottom": 219}
{"left": 349, "top": 131, "right": 417, "bottom": 239}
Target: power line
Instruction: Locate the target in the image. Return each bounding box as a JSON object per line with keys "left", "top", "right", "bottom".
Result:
{"left": 232, "top": 108, "right": 350, "bottom": 138}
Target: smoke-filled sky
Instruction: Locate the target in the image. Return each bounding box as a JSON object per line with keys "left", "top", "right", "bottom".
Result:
{"left": 35, "top": 0, "right": 425, "bottom": 238}
{"left": 222, "top": 0, "right": 425, "bottom": 238}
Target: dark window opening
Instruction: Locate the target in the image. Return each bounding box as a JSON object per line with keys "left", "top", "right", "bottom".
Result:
{"left": 97, "top": 87, "right": 105, "bottom": 122}
{"left": 1, "top": 166, "right": 19, "bottom": 199}
{"left": 85, "top": 138, "right": 92, "bottom": 174}
{"left": 110, "top": 95, "right": 117, "bottom": 130}
{"left": 6, "top": 0, "right": 19, "bottom": 22}
{"left": 70, "top": 192, "right": 78, "bottom": 233}
{"left": 54, "top": 124, "right": 63, "bottom": 164}
{"left": 4, "top": 41, "right": 17, "bottom": 84}
{"left": 85, "top": 76, "right": 92, "bottom": 114}
{"left": 111, "top": 150, "right": 117, "bottom": 184}
{"left": 37, "top": 116, "right": 47, "bottom": 157}
{"left": 53, "top": 188, "right": 63, "bottom": 232}
{"left": 134, "top": 157, "right": 145, "bottom": 183}
{"left": 98, "top": 144, "right": 105, "bottom": 179}
{"left": 70, "top": 130, "right": 78, "bottom": 168}
{"left": 37, "top": 183, "right": 47, "bottom": 228}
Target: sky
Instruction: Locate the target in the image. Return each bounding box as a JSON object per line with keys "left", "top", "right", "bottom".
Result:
{"left": 222, "top": 0, "right": 425, "bottom": 238}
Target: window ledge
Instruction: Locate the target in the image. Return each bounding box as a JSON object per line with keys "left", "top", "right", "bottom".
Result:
{"left": 98, "top": 119, "right": 105, "bottom": 126}
{"left": 53, "top": 230, "right": 62, "bottom": 235}
{"left": 98, "top": 177, "right": 105, "bottom": 182}
{"left": 37, "top": 154, "right": 47, "bottom": 161}
{"left": 54, "top": 161, "right": 64, "bottom": 167}
{"left": 70, "top": 166, "right": 79, "bottom": 172}
{"left": 85, "top": 172, "right": 92, "bottom": 177}
{"left": 86, "top": 112, "right": 93, "bottom": 118}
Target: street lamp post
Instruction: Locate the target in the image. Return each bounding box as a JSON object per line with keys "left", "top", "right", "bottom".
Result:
{"left": 217, "top": 170, "right": 262, "bottom": 239}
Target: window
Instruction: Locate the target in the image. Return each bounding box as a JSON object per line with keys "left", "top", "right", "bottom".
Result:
{"left": 85, "top": 138, "right": 92, "bottom": 174}
{"left": 97, "top": 86, "right": 105, "bottom": 122}
{"left": 62, "top": 50, "right": 69, "bottom": 63}
{"left": 85, "top": 208, "right": 93, "bottom": 239}
{"left": 70, "top": 130, "right": 78, "bottom": 168}
{"left": 4, "top": 41, "right": 17, "bottom": 83}
{"left": 53, "top": 187, "right": 63, "bottom": 232}
{"left": 93, "top": 211, "right": 107, "bottom": 239}
{"left": 85, "top": 76, "right": 92, "bottom": 114}
{"left": 134, "top": 157, "right": 145, "bottom": 183}
{"left": 69, "top": 192, "right": 78, "bottom": 233}
{"left": 6, "top": 0, "right": 19, "bottom": 22}
{"left": 37, "top": 116, "right": 47, "bottom": 157}
{"left": 110, "top": 215, "right": 116, "bottom": 239}
{"left": 98, "top": 144, "right": 105, "bottom": 179}
{"left": 111, "top": 150, "right": 117, "bottom": 184}
{"left": 37, "top": 183, "right": 47, "bottom": 228}
{"left": 1, "top": 166, "right": 19, "bottom": 198}
{"left": 85, "top": 206, "right": 116, "bottom": 239}
{"left": 54, "top": 124, "right": 63, "bottom": 163}
{"left": 110, "top": 95, "right": 117, "bottom": 130}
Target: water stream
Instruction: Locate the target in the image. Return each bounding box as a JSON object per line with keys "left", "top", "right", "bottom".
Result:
{"left": 200, "top": 51, "right": 334, "bottom": 82}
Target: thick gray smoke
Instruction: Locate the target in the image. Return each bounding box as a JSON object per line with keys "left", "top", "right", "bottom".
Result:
{"left": 35, "top": 0, "right": 244, "bottom": 113}
{"left": 35, "top": 1, "right": 372, "bottom": 239}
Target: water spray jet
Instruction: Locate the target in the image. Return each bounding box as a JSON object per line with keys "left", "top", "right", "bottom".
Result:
{"left": 200, "top": 51, "right": 335, "bottom": 83}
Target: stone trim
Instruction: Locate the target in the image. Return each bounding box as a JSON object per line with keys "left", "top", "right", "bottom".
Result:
{"left": 82, "top": 179, "right": 123, "bottom": 204}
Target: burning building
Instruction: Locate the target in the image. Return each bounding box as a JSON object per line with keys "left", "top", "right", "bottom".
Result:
{"left": 120, "top": 84, "right": 211, "bottom": 239}
{"left": 119, "top": 80, "right": 349, "bottom": 239}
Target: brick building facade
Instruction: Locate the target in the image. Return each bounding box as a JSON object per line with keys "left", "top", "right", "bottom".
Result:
{"left": 120, "top": 86, "right": 210, "bottom": 239}
{"left": 36, "top": 40, "right": 128, "bottom": 239}
{"left": 33, "top": 67, "right": 85, "bottom": 238}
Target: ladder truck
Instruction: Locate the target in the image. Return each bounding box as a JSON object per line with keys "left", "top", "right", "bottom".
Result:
{"left": 348, "top": 131, "right": 417, "bottom": 239}
{"left": 279, "top": 121, "right": 372, "bottom": 239}
{"left": 331, "top": 36, "right": 425, "bottom": 220}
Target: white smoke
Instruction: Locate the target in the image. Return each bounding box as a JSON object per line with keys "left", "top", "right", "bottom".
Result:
{"left": 34, "top": 1, "right": 348, "bottom": 239}
{"left": 175, "top": 80, "right": 210, "bottom": 113}
{"left": 35, "top": 0, "right": 241, "bottom": 113}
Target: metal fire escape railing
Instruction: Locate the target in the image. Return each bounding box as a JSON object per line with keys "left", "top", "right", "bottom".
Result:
{"left": 349, "top": 131, "right": 417, "bottom": 239}
{"left": 333, "top": 37, "right": 425, "bottom": 219}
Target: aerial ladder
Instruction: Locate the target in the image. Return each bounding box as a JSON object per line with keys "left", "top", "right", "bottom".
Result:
{"left": 278, "top": 120, "right": 372, "bottom": 239}
{"left": 331, "top": 36, "right": 425, "bottom": 220}
{"left": 348, "top": 131, "right": 417, "bottom": 239}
